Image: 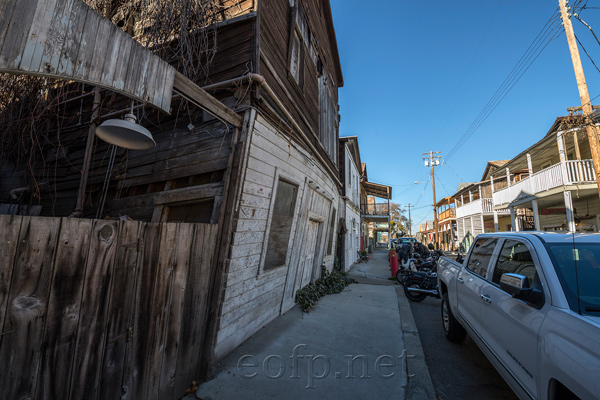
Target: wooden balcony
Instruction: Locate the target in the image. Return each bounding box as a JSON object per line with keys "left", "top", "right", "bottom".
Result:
{"left": 492, "top": 159, "right": 596, "bottom": 208}
{"left": 361, "top": 203, "right": 390, "bottom": 217}
{"left": 456, "top": 198, "right": 508, "bottom": 218}
{"left": 438, "top": 208, "right": 456, "bottom": 221}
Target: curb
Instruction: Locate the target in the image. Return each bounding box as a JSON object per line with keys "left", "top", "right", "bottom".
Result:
{"left": 395, "top": 286, "right": 437, "bottom": 400}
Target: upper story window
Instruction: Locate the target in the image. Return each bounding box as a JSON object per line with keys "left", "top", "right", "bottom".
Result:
{"left": 288, "top": 1, "right": 313, "bottom": 89}
{"left": 290, "top": 31, "right": 302, "bottom": 84}
{"left": 320, "top": 74, "right": 338, "bottom": 163}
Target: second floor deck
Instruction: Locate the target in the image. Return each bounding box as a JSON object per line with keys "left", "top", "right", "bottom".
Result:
{"left": 492, "top": 159, "right": 596, "bottom": 208}
{"left": 456, "top": 197, "right": 510, "bottom": 218}
{"left": 361, "top": 203, "right": 390, "bottom": 217}
{"left": 438, "top": 208, "right": 456, "bottom": 221}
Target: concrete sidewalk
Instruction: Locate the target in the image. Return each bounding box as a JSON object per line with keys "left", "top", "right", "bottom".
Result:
{"left": 193, "top": 248, "right": 435, "bottom": 400}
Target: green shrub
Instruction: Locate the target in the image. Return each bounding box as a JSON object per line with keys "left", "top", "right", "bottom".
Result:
{"left": 294, "top": 265, "right": 357, "bottom": 312}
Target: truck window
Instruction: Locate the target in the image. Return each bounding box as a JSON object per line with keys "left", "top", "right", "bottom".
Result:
{"left": 466, "top": 238, "right": 498, "bottom": 278}
{"left": 492, "top": 240, "right": 539, "bottom": 289}
{"left": 545, "top": 242, "right": 600, "bottom": 315}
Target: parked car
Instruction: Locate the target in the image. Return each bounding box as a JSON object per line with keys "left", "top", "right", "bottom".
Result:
{"left": 437, "top": 232, "right": 600, "bottom": 400}
{"left": 398, "top": 237, "right": 417, "bottom": 245}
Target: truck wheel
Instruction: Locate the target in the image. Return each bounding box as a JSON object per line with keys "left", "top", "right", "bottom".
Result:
{"left": 442, "top": 293, "right": 467, "bottom": 342}
{"left": 404, "top": 280, "right": 427, "bottom": 302}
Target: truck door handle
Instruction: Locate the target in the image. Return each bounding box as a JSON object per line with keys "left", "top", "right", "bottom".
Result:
{"left": 457, "top": 277, "right": 465, "bottom": 284}
{"left": 481, "top": 294, "right": 492, "bottom": 304}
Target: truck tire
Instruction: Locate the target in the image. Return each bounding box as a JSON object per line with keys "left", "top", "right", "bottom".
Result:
{"left": 404, "top": 280, "right": 427, "bottom": 302}
{"left": 442, "top": 293, "right": 467, "bottom": 343}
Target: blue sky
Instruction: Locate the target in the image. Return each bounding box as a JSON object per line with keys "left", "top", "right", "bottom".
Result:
{"left": 329, "top": 0, "right": 600, "bottom": 231}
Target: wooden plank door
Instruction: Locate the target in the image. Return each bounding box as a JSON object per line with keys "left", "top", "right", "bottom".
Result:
{"left": 299, "top": 220, "right": 320, "bottom": 289}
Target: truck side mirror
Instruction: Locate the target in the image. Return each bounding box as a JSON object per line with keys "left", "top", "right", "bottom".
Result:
{"left": 500, "top": 273, "right": 544, "bottom": 309}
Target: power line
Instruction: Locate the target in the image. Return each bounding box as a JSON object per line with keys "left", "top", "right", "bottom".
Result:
{"left": 429, "top": 0, "right": 510, "bottom": 145}
{"left": 441, "top": 159, "right": 466, "bottom": 182}
{"left": 445, "top": 8, "right": 565, "bottom": 161}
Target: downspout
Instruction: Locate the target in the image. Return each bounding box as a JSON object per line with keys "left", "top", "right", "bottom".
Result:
{"left": 203, "top": 73, "right": 343, "bottom": 188}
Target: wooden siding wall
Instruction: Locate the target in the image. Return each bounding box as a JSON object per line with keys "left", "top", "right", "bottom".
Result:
{"left": 258, "top": 0, "right": 339, "bottom": 168}
{"left": 0, "top": 0, "right": 174, "bottom": 112}
{"left": 0, "top": 215, "right": 218, "bottom": 400}
{"left": 0, "top": 86, "right": 233, "bottom": 221}
{"left": 197, "top": 16, "right": 256, "bottom": 88}
{"left": 213, "top": 113, "right": 338, "bottom": 359}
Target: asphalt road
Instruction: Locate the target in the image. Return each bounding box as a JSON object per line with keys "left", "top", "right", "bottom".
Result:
{"left": 408, "top": 296, "right": 518, "bottom": 400}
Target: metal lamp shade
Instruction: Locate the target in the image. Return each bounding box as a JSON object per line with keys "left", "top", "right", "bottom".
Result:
{"left": 95, "top": 114, "right": 156, "bottom": 150}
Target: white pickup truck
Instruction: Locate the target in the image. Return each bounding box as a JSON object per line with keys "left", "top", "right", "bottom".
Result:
{"left": 437, "top": 232, "right": 600, "bottom": 400}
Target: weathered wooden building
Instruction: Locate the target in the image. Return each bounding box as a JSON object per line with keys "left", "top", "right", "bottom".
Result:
{"left": 338, "top": 136, "right": 361, "bottom": 271}
{"left": 0, "top": 0, "right": 344, "bottom": 398}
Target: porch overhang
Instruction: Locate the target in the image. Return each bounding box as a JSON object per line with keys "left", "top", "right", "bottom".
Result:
{"left": 362, "top": 215, "right": 390, "bottom": 223}
{"left": 497, "top": 183, "right": 598, "bottom": 209}
{"left": 362, "top": 181, "right": 392, "bottom": 199}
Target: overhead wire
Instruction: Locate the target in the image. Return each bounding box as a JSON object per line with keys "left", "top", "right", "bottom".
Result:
{"left": 429, "top": 0, "right": 508, "bottom": 145}
{"left": 444, "top": 7, "right": 566, "bottom": 162}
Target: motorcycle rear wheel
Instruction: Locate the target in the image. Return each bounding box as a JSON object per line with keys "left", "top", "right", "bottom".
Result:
{"left": 403, "top": 280, "right": 427, "bottom": 302}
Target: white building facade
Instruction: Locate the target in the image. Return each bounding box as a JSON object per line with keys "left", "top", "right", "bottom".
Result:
{"left": 340, "top": 137, "right": 361, "bottom": 271}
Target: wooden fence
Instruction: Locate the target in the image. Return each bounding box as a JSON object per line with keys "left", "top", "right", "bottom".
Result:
{"left": 0, "top": 215, "right": 218, "bottom": 400}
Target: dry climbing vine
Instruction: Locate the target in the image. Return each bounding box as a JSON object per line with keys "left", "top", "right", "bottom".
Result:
{"left": 0, "top": 0, "right": 233, "bottom": 207}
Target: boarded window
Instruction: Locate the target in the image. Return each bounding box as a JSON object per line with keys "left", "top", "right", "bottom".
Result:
{"left": 327, "top": 209, "right": 336, "bottom": 255}
{"left": 264, "top": 180, "right": 298, "bottom": 270}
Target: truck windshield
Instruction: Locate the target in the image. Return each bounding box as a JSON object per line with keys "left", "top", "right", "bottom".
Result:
{"left": 545, "top": 242, "right": 600, "bottom": 315}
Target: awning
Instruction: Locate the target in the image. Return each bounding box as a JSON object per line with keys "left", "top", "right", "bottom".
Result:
{"left": 362, "top": 181, "right": 392, "bottom": 199}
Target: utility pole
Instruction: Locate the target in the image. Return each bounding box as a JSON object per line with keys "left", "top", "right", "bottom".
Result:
{"left": 424, "top": 151, "right": 441, "bottom": 247}
{"left": 407, "top": 203, "right": 413, "bottom": 236}
{"left": 559, "top": 0, "right": 600, "bottom": 200}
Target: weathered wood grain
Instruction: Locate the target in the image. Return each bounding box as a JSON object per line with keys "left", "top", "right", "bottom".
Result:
{"left": 125, "top": 221, "right": 161, "bottom": 400}
{"left": 173, "top": 71, "right": 243, "bottom": 128}
{"left": 0, "top": 215, "right": 219, "bottom": 400}
{"left": 41, "top": 0, "right": 77, "bottom": 74}
{"left": 0, "top": 215, "right": 21, "bottom": 346}
{"left": 98, "top": 220, "right": 142, "bottom": 400}
{"left": 0, "top": 0, "right": 174, "bottom": 112}
{"left": 158, "top": 223, "right": 193, "bottom": 399}
{"left": 141, "top": 223, "right": 176, "bottom": 400}
{"left": 69, "top": 219, "right": 119, "bottom": 400}
{"left": 2, "top": 0, "right": 37, "bottom": 69}
{"left": 0, "top": 216, "right": 60, "bottom": 399}
{"left": 37, "top": 217, "right": 93, "bottom": 400}
{"left": 0, "top": 0, "right": 19, "bottom": 53}
{"left": 57, "top": 0, "right": 88, "bottom": 76}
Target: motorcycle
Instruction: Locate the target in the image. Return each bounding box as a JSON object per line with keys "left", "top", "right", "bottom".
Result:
{"left": 403, "top": 269, "right": 440, "bottom": 302}
{"left": 396, "top": 254, "right": 417, "bottom": 284}
{"left": 395, "top": 248, "right": 440, "bottom": 284}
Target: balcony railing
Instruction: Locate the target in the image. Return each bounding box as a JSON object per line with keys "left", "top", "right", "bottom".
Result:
{"left": 493, "top": 159, "right": 596, "bottom": 207}
{"left": 361, "top": 203, "right": 390, "bottom": 216}
{"left": 438, "top": 208, "right": 456, "bottom": 221}
{"left": 456, "top": 197, "right": 509, "bottom": 218}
